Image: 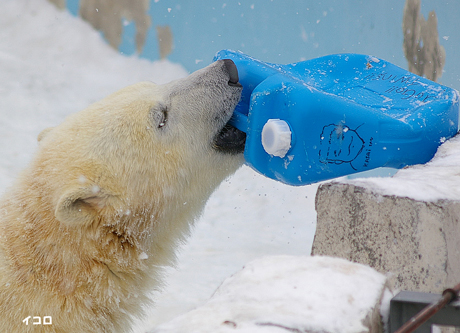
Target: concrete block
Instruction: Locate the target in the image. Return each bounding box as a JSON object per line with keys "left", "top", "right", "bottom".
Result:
{"left": 312, "top": 136, "right": 460, "bottom": 293}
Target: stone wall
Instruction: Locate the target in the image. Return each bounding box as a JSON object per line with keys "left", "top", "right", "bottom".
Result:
{"left": 312, "top": 182, "right": 460, "bottom": 294}
{"left": 312, "top": 134, "right": 460, "bottom": 296}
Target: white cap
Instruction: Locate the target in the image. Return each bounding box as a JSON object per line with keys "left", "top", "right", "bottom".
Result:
{"left": 261, "top": 119, "right": 292, "bottom": 158}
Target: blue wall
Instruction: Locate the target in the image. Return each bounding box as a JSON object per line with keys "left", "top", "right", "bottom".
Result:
{"left": 64, "top": 0, "right": 460, "bottom": 90}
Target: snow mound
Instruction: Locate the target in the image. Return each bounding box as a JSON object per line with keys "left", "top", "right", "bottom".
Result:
{"left": 0, "top": 0, "right": 188, "bottom": 193}
{"left": 344, "top": 134, "right": 460, "bottom": 202}
{"left": 151, "top": 255, "right": 389, "bottom": 333}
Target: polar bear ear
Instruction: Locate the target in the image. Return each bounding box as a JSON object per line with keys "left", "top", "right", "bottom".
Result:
{"left": 37, "top": 127, "right": 54, "bottom": 143}
{"left": 55, "top": 187, "right": 109, "bottom": 226}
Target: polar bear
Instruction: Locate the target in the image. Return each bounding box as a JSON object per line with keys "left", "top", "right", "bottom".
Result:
{"left": 0, "top": 59, "right": 245, "bottom": 332}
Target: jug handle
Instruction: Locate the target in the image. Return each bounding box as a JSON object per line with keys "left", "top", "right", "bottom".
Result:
{"left": 229, "top": 110, "right": 249, "bottom": 133}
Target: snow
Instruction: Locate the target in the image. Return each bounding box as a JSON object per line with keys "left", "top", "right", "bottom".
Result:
{"left": 0, "top": 0, "right": 188, "bottom": 192}
{"left": 151, "top": 256, "right": 389, "bottom": 333}
{"left": 142, "top": 167, "right": 318, "bottom": 330}
{"left": 1, "top": 1, "right": 318, "bottom": 332}
{"left": 343, "top": 134, "right": 460, "bottom": 202}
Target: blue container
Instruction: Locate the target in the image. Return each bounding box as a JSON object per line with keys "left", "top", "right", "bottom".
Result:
{"left": 214, "top": 50, "right": 459, "bottom": 186}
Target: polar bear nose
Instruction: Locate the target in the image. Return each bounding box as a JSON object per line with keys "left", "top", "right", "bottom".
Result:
{"left": 223, "top": 59, "right": 241, "bottom": 87}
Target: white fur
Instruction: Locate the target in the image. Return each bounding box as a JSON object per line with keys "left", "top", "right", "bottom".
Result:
{"left": 0, "top": 60, "right": 243, "bottom": 332}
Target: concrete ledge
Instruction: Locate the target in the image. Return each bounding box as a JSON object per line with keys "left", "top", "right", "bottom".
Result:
{"left": 312, "top": 136, "right": 460, "bottom": 294}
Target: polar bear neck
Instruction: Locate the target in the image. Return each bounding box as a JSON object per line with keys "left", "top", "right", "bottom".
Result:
{"left": 0, "top": 153, "right": 241, "bottom": 329}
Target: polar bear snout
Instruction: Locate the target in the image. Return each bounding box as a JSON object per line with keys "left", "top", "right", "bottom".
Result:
{"left": 161, "top": 59, "right": 245, "bottom": 154}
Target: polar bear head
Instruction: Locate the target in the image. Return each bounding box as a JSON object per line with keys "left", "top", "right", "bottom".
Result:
{"left": 0, "top": 59, "right": 246, "bottom": 332}
{"left": 34, "top": 59, "right": 244, "bottom": 226}
{"left": 14, "top": 59, "right": 245, "bottom": 266}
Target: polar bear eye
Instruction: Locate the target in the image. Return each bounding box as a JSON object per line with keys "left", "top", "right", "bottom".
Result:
{"left": 159, "top": 108, "right": 168, "bottom": 128}
{"left": 151, "top": 105, "right": 168, "bottom": 129}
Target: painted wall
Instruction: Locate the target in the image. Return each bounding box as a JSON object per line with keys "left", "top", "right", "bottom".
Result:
{"left": 56, "top": 0, "right": 460, "bottom": 90}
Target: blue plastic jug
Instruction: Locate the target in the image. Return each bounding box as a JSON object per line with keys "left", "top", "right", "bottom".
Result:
{"left": 213, "top": 50, "right": 459, "bottom": 186}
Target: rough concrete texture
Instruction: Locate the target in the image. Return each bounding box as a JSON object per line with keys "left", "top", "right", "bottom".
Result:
{"left": 312, "top": 182, "right": 460, "bottom": 294}
{"left": 313, "top": 132, "right": 460, "bottom": 295}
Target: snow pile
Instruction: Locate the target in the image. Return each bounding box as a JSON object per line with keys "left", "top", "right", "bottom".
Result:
{"left": 0, "top": 0, "right": 188, "bottom": 192}
{"left": 151, "top": 255, "right": 389, "bottom": 333}
{"left": 342, "top": 134, "right": 460, "bottom": 202}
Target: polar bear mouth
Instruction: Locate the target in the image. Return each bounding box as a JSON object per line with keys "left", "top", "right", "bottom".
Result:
{"left": 213, "top": 59, "right": 246, "bottom": 154}
{"left": 214, "top": 124, "right": 246, "bottom": 154}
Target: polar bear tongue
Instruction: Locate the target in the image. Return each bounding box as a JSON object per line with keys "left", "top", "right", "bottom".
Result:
{"left": 214, "top": 124, "right": 246, "bottom": 154}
